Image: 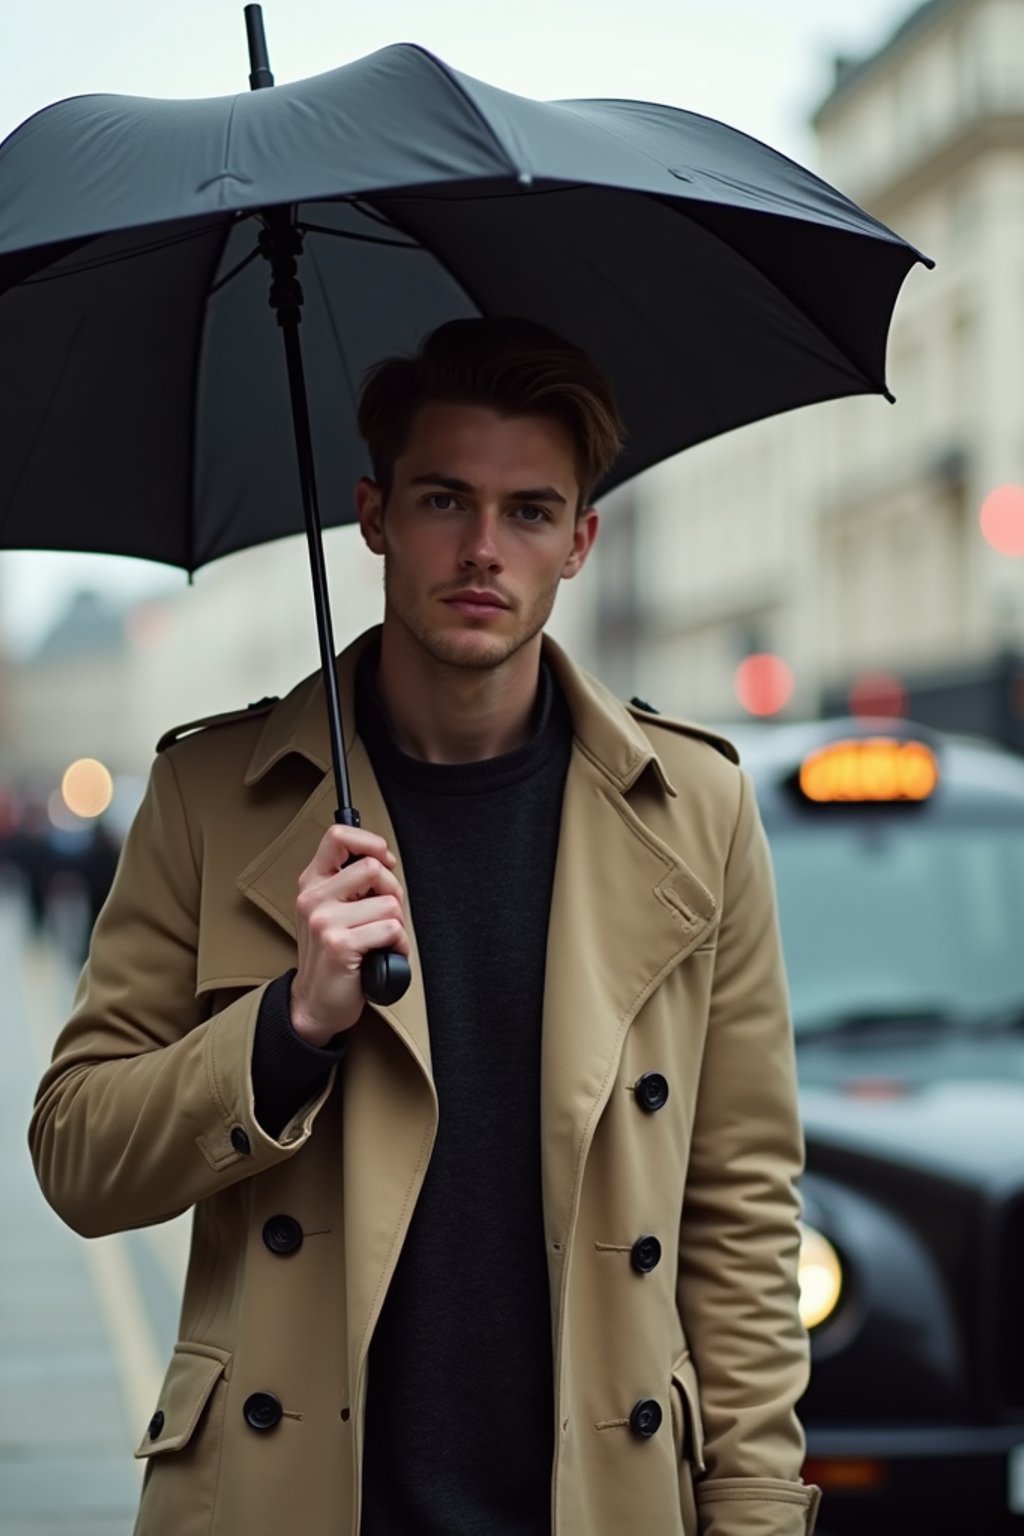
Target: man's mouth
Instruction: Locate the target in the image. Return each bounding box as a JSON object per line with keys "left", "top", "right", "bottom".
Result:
{"left": 442, "top": 590, "right": 510, "bottom": 616}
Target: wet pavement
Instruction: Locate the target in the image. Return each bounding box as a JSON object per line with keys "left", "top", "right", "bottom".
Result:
{"left": 0, "top": 894, "right": 188, "bottom": 1535}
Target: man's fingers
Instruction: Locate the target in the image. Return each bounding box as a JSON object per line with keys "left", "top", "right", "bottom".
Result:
{"left": 304, "top": 895, "right": 406, "bottom": 949}
{"left": 347, "top": 917, "right": 411, "bottom": 959}
{"left": 336, "top": 894, "right": 404, "bottom": 931}
{"left": 312, "top": 858, "right": 403, "bottom": 905}
{"left": 308, "top": 823, "right": 396, "bottom": 880}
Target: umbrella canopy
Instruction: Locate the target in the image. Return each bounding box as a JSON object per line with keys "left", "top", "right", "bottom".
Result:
{"left": 0, "top": 42, "right": 931, "bottom": 572}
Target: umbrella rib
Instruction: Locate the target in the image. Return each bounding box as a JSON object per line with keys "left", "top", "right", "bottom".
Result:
{"left": 186, "top": 216, "right": 240, "bottom": 574}
{"left": 349, "top": 198, "right": 413, "bottom": 233}
{"left": 297, "top": 221, "right": 422, "bottom": 251}
{"left": 647, "top": 189, "right": 894, "bottom": 398}
{"left": 208, "top": 244, "right": 261, "bottom": 295}
{"left": 305, "top": 240, "right": 361, "bottom": 442}
{"left": 20, "top": 223, "right": 224, "bottom": 285}
{"left": 553, "top": 101, "right": 895, "bottom": 396}
{"left": 356, "top": 194, "right": 491, "bottom": 321}
{"left": 0, "top": 315, "right": 85, "bottom": 542}
{"left": 372, "top": 182, "right": 591, "bottom": 207}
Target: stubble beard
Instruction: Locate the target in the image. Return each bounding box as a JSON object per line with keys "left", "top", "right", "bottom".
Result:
{"left": 383, "top": 559, "right": 560, "bottom": 673}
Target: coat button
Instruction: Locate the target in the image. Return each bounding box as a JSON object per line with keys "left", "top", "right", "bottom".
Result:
{"left": 147, "top": 1409, "right": 165, "bottom": 1440}
{"left": 635, "top": 1072, "right": 669, "bottom": 1112}
{"left": 263, "top": 1215, "right": 303, "bottom": 1256}
{"left": 243, "top": 1392, "right": 283, "bottom": 1432}
{"left": 630, "top": 1398, "right": 663, "bottom": 1439}
{"left": 630, "top": 1235, "right": 662, "bottom": 1274}
{"left": 230, "top": 1126, "right": 251, "bottom": 1155}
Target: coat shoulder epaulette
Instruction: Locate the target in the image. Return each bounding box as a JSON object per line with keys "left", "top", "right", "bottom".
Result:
{"left": 626, "top": 696, "right": 740, "bottom": 765}
{"left": 156, "top": 696, "right": 280, "bottom": 755}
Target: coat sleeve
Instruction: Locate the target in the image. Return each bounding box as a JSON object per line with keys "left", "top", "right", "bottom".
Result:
{"left": 28, "top": 748, "right": 337, "bottom": 1239}
{"left": 676, "top": 769, "right": 821, "bottom": 1536}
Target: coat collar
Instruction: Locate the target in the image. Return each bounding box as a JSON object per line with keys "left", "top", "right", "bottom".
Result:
{"left": 242, "top": 624, "right": 677, "bottom": 799}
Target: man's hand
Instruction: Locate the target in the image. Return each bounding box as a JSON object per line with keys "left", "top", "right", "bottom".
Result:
{"left": 289, "top": 825, "right": 409, "bottom": 1046}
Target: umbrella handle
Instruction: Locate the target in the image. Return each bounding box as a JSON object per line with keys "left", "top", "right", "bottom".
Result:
{"left": 341, "top": 838, "right": 412, "bottom": 1007}
{"left": 361, "top": 947, "right": 412, "bottom": 1008}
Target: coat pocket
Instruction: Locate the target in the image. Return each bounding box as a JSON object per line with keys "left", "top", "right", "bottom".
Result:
{"left": 134, "top": 1341, "right": 231, "bottom": 1459}
{"left": 133, "top": 1343, "right": 232, "bottom": 1536}
{"left": 669, "top": 1349, "right": 706, "bottom": 1474}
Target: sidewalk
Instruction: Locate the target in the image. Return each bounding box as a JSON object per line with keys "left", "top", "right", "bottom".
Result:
{"left": 0, "top": 895, "right": 188, "bottom": 1536}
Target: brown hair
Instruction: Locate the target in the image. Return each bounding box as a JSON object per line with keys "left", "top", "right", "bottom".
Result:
{"left": 357, "top": 316, "right": 625, "bottom": 511}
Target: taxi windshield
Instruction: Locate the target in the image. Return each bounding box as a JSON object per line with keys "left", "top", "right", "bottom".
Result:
{"left": 769, "top": 819, "right": 1024, "bottom": 1036}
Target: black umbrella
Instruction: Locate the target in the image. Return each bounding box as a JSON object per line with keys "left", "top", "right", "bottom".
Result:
{"left": 0, "top": 6, "right": 932, "bottom": 1001}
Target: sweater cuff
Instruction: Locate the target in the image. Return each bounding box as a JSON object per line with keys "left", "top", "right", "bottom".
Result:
{"left": 252, "top": 970, "right": 347, "bottom": 1140}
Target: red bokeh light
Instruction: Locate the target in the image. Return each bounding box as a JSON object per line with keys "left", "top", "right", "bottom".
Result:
{"left": 849, "top": 671, "right": 907, "bottom": 720}
{"left": 735, "top": 653, "right": 794, "bottom": 717}
{"left": 980, "top": 485, "right": 1024, "bottom": 557}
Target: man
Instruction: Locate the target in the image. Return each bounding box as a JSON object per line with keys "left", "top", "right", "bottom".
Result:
{"left": 30, "top": 317, "right": 821, "bottom": 1536}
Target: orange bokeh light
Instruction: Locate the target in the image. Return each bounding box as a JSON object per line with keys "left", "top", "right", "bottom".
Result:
{"left": 849, "top": 671, "right": 907, "bottom": 720}
{"left": 61, "top": 758, "right": 114, "bottom": 819}
{"left": 735, "top": 653, "right": 794, "bottom": 717}
{"left": 980, "top": 485, "right": 1024, "bottom": 557}
{"left": 799, "top": 739, "right": 939, "bottom": 803}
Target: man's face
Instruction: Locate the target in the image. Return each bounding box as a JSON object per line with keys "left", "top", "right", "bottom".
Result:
{"left": 356, "top": 401, "right": 599, "bottom": 671}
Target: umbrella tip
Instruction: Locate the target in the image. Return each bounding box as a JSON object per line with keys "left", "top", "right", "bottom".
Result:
{"left": 245, "top": 4, "right": 275, "bottom": 90}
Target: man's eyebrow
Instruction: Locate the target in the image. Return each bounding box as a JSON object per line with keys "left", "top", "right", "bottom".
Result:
{"left": 409, "top": 473, "right": 568, "bottom": 505}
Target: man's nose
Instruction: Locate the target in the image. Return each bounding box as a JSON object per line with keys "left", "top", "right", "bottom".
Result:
{"left": 458, "top": 510, "right": 504, "bottom": 569}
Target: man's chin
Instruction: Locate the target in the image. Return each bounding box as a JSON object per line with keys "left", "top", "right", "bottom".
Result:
{"left": 418, "top": 623, "right": 518, "bottom": 671}
{"left": 426, "top": 632, "right": 509, "bottom": 669}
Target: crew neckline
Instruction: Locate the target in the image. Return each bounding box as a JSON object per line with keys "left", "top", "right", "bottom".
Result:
{"left": 354, "top": 640, "right": 571, "bottom": 796}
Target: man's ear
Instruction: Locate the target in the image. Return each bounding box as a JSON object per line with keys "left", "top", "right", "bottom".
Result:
{"left": 562, "top": 507, "right": 600, "bottom": 580}
{"left": 356, "top": 477, "right": 385, "bottom": 556}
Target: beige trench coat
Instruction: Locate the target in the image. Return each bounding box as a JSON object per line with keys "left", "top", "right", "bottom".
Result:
{"left": 30, "top": 627, "right": 821, "bottom": 1536}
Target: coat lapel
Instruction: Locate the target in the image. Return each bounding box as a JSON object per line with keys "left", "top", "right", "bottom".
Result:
{"left": 234, "top": 634, "right": 431, "bottom": 1076}
{"left": 539, "top": 641, "right": 720, "bottom": 1250}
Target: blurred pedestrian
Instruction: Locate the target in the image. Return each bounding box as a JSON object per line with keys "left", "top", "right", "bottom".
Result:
{"left": 30, "top": 318, "right": 820, "bottom": 1536}
{"left": 3, "top": 797, "right": 56, "bottom": 939}
{"left": 75, "top": 818, "right": 122, "bottom": 966}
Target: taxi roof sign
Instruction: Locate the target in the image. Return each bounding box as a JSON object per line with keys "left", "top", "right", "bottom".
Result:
{"left": 798, "top": 738, "right": 939, "bottom": 804}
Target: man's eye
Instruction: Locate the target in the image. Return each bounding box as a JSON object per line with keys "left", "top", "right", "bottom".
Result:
{"left": 425, "top": 494, "right": 459, "bottom": 511}
{"left": 514, "top": 505, "right": 549, "bottom": 523}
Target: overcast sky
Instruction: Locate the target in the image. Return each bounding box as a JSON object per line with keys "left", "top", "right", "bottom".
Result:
{"left": 0, "top": 0, "right": 914, "bottom": 653}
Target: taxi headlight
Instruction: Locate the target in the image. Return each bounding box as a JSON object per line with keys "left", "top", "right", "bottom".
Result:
{"left": 798, "top": 1223, "right": 843, "bottom": 1329}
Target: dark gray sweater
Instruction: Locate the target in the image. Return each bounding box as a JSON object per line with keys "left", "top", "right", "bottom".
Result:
{"left": 252, "top": 645, "right": 573, "bottom": 1535}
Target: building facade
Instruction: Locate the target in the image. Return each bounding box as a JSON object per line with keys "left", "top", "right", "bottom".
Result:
{"left": 585, "top": 0, "right": 1024, "bottom": 730}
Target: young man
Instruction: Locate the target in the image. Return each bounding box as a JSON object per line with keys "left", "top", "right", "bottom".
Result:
{"left": 30, "top": 318, "right": 821, "bottom": 1536}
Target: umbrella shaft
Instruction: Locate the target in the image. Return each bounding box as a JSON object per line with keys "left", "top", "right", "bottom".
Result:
{"left": 279, "top": 306, "right": 354, "bottom": 814}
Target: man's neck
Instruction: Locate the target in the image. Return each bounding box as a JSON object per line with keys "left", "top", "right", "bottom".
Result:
{"left": 372, "top": 619, "right": 542, "bottom": 765}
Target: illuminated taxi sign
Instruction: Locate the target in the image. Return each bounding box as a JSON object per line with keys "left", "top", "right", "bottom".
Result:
{"left": 798, "top": 738, "right": 939, "bottom": 804}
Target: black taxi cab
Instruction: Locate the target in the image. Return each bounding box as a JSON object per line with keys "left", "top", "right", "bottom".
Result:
{"left": 730, "top": 716, "right": 1024, "bottom": 1535}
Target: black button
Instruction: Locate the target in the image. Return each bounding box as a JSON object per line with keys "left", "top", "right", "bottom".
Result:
{"left": 630, "top": 1398, "right": 663, "bottom": 1439}
{"left": 230, "top": 1126, "right": 251, "bottom": 1155}
{"left": 635, "top": 1073, "right": 669, "bottom": 1112}
{"left": 147, "top": 1409, "right": 165, "bottom": 1440}
{"left": 243, "top": 1392, "right": 282, "bottom": 1432}
{"left": 263, "top": 1215, "right": 303, "bottom": 1256}
{"left": 631, "top": 1235, "right": 662, "bottom": 1274}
